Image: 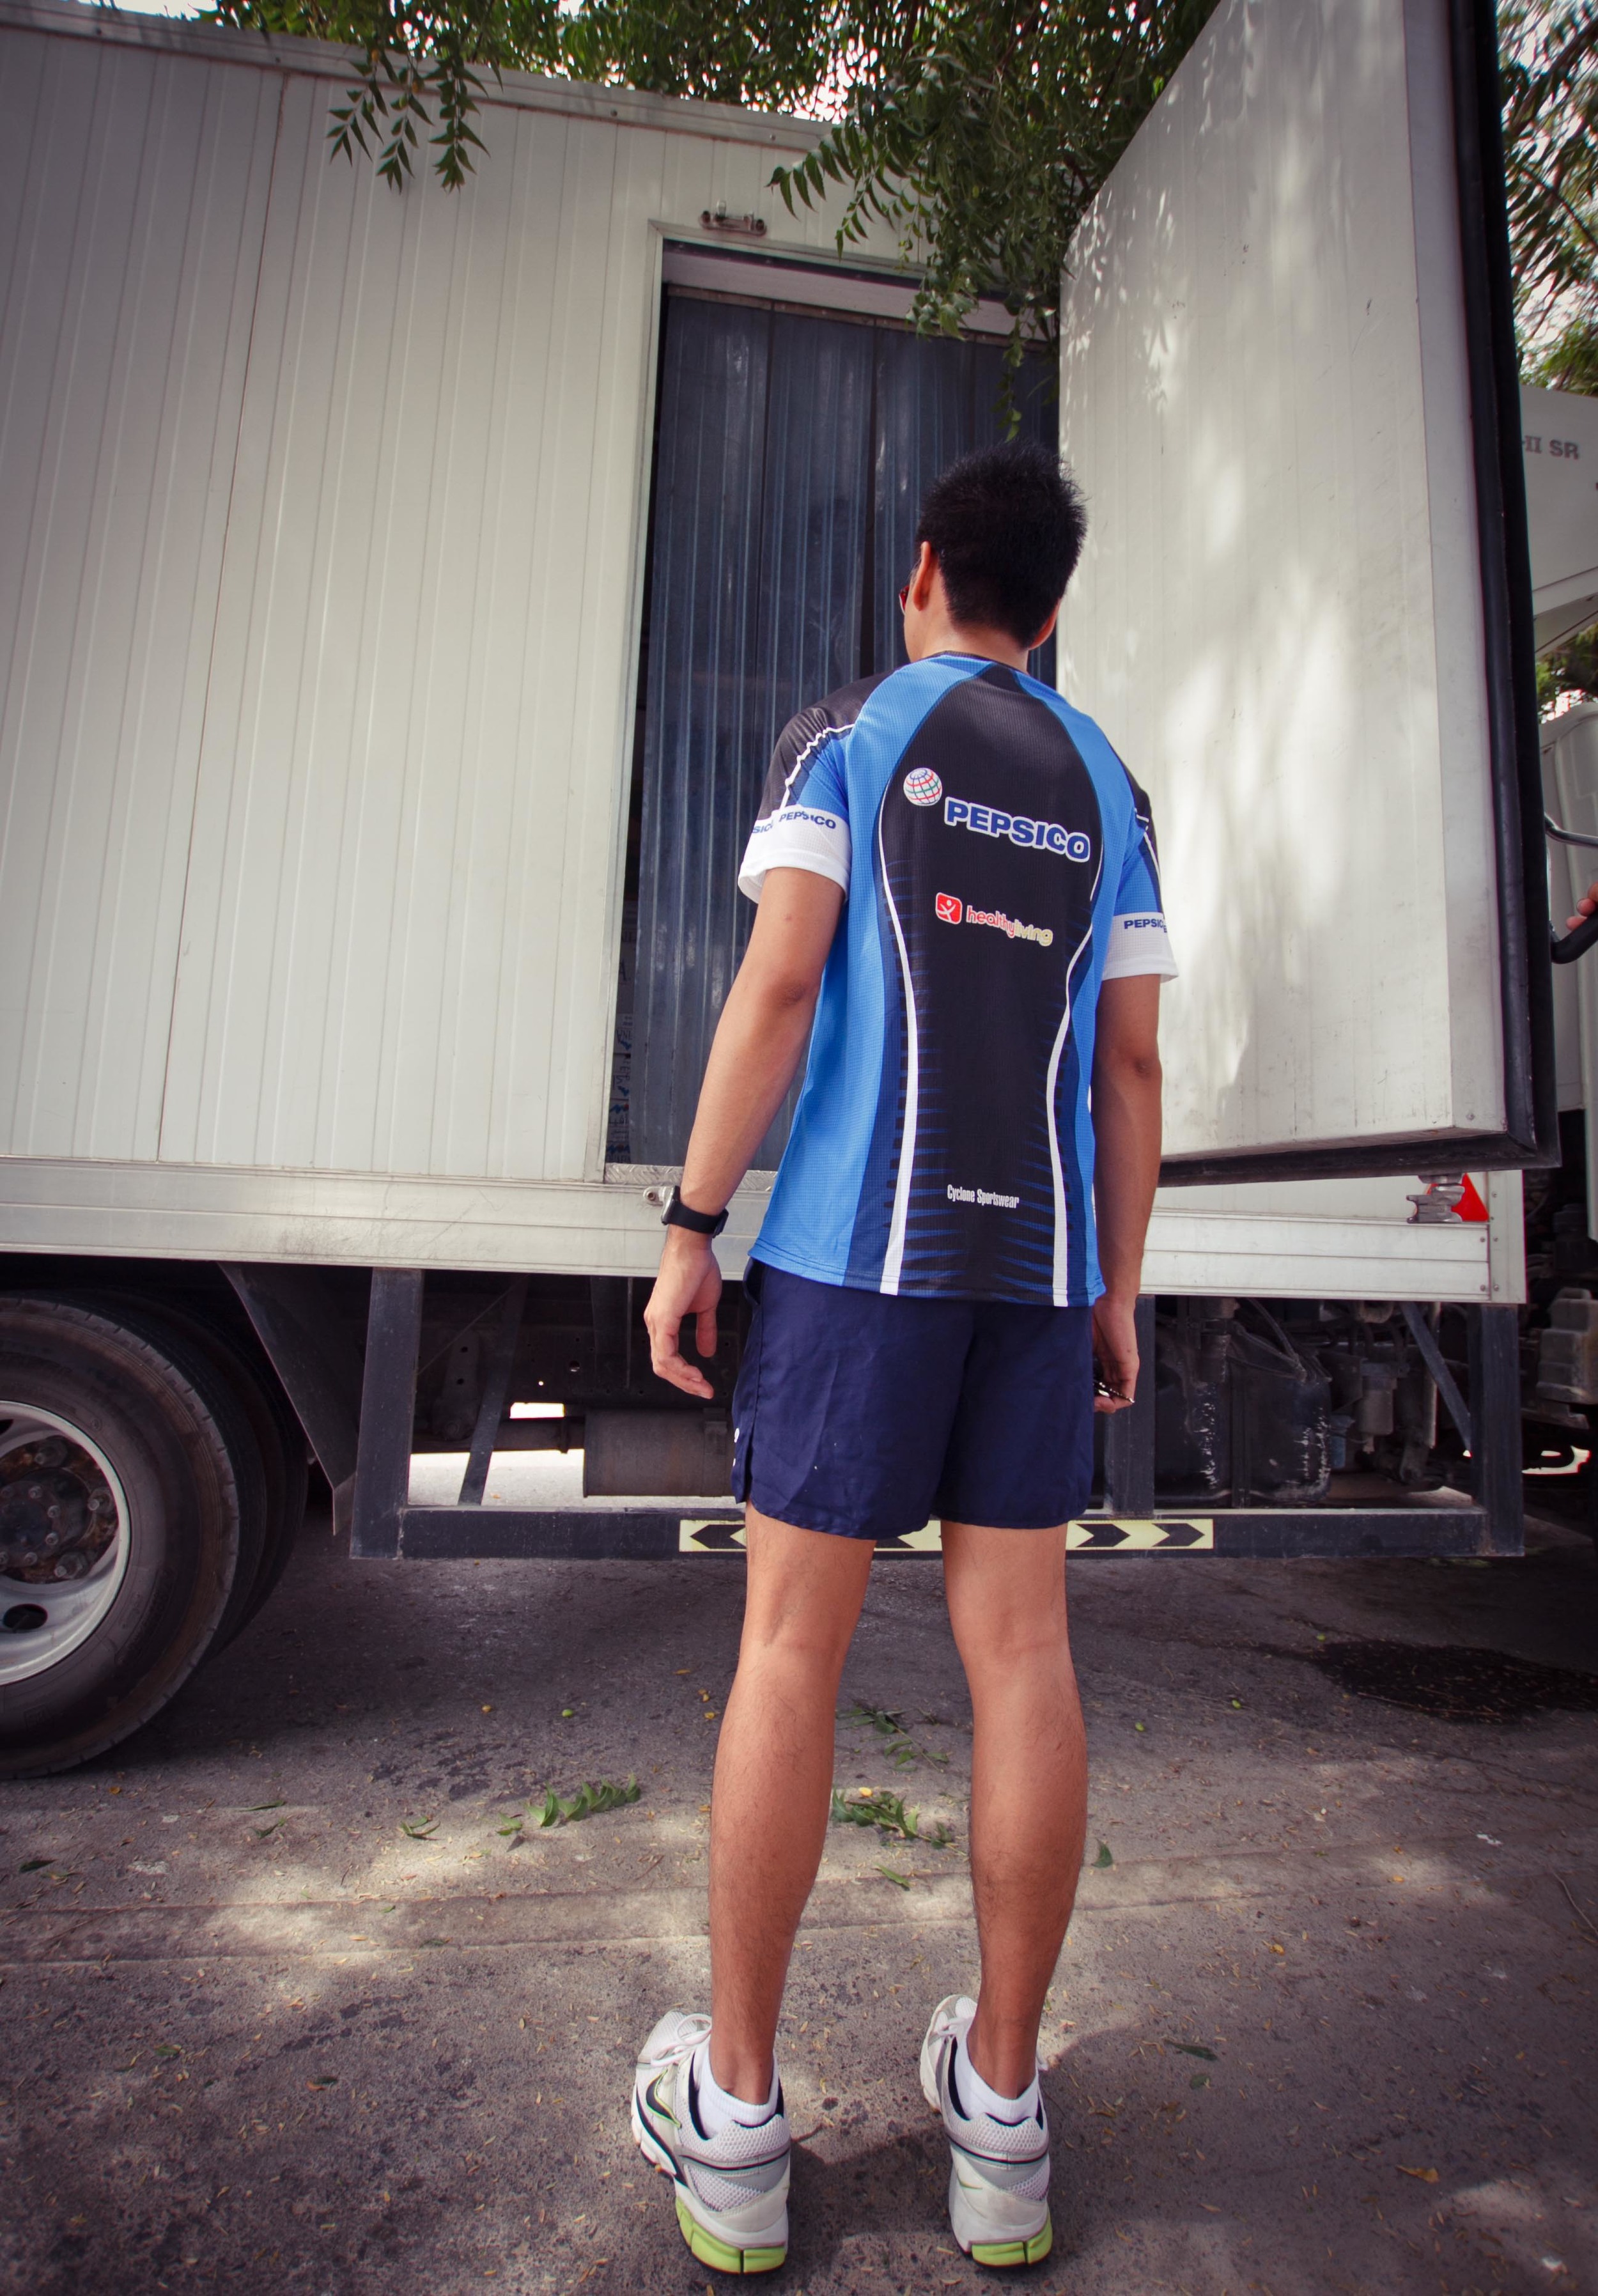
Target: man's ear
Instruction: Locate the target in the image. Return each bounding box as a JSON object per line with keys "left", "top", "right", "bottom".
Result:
{"left": 1030, "top": 601, "right": 1061, "bottom": 650}
{"left": 909, "top": 540, "right": 939, "bottom": 612}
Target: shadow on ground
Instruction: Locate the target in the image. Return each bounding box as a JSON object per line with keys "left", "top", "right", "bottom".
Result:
{"left": 1, "top": 1507, "right": 1595, "bottom": 2293}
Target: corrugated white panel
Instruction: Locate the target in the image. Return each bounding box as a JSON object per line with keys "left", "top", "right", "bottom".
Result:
{"left": 1058, "top": 0, "right": 1501, "bottom": 1166}
{"left": 157, "top": 72, "right": 884, "bottom": 1183}
{"left": 0, "top": 27, "right": 279, "bottom": 1159}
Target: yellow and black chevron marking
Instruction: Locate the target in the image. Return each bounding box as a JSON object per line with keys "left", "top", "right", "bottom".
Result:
{"left": 678, "top": 1518, "right": 747, "bottom": 1552}
{"left": 1067, "top": 1517, "right": 1214, "bottom": 1551}
{"left": 677, "top": 1517, "right": 1214, "bottom": 1555}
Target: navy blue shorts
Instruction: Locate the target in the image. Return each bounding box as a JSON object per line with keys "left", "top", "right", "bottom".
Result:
{"left": 729, "top": 1260, "right": 1094, "bottom": 1540}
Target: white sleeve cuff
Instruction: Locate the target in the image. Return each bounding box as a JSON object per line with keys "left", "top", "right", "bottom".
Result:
{"left": 738, "top": 810, "right": 851, "bottom": 901}
{"left": 1102, "top": 911, "right": 1178, "bottom": 979}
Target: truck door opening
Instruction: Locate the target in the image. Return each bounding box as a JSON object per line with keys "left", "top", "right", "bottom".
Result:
{"left": 608, "top": 251, "right": 1057, "bottom": 1171}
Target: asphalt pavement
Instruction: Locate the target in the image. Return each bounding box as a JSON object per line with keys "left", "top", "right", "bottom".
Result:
{"left": 3, "top": 1495, "right": 1595, "bottom": 2296}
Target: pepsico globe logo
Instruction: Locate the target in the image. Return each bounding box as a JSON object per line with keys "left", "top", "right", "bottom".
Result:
{"left": 903, "top": 767, "right": 943, "bottom": 807}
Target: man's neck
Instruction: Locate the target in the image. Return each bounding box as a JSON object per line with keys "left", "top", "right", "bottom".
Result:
{"left": 905, "top": 617, "right": 1032, "bottom": 672}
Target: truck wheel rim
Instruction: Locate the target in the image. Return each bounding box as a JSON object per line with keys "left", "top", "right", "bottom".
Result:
{"left": 0, "top": 1406, "right": 132, "bottom": 1687}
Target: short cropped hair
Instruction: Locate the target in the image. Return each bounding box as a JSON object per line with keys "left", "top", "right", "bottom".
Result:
{"left": 914, "top": 440, "right": 1087, "bottom": 647}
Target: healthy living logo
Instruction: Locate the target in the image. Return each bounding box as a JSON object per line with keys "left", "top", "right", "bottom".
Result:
{"left": 935, "top": 894, "right": 1053, "bottom": 947}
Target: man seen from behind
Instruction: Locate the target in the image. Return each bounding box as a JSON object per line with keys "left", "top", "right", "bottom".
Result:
{"left": 632, "top": 440, "right": 1175, "bottom": 2273}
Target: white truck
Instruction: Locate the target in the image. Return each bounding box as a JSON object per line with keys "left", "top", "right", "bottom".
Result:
{"left": 0, "top": 0, "right": 1588, "bottom": 1775}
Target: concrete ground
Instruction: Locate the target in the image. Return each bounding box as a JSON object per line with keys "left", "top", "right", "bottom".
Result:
{"left": 2, "top": 1498, "right": 1596, "bottom": 2296}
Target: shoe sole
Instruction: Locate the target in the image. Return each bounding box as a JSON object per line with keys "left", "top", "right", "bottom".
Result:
{"left": 965, "top": 2217, "right": 1053, "bottom": 2269}
{"left": 631, "top": 2090, "right": 787, "bottom": 2274}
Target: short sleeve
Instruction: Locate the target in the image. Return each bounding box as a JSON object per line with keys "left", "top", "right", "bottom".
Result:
{"left": 738, "top": 704, "right": 852, "bottom": 901}
{"left": 1103, "top": 775, "right": 1178, "bottom": 980}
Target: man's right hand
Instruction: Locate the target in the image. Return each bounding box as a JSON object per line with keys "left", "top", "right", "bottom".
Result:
{"left": 644, "top": 1230, "right": 723, "bottom": 1398}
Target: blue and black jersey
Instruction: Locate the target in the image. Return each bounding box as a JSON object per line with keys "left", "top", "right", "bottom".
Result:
{"left": 738, "top": 653, "right": 1176, "bottom": 1307}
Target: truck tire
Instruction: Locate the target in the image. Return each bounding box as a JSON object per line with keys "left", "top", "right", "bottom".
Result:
{"left": 95, "top": 1296, "right": 309, "bottom": 1642}
{"left": 0, "top": 1299, "right": 244, "bottom": 1778}
{"left": 200, "top": 1323, "right": 308, "bottom": 1638}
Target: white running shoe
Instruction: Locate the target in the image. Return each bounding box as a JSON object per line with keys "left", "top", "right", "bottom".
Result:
{"left": 631, "top": 2010, "right": 790, "bottom": 2274}
{"left": 920, "top": 1994, "right": 1053, "bottom": 2268}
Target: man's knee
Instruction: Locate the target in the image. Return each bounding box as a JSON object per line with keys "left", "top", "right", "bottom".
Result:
{"left": 741, "top": 1514, "right": 873, "bottom": 1671}
{"left": 950, "top": 1601, "right": 1071, "bottom": 1677}
{"left": 740, "top": 1588, "right": 860, "bottom": 1677}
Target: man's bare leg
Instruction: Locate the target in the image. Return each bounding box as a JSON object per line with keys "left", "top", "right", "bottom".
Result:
{"left": 941, "top": 1521, "right": 1086, "bottom": 2098}
{"left": 707, "top": 1508, "right": 875, "bottom": 2102}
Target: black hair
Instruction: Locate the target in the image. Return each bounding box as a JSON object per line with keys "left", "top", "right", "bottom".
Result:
{"left": 913, "top": 440, "right": 1087, "bottom": 647}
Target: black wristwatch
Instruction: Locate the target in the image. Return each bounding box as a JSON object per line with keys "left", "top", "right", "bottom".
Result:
{"left": 661, "top": 1185, "right": 729, "bottom": 1237}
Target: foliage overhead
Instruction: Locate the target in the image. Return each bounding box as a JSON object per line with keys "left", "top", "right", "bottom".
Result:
{"left": 1503, "top": 4, "right": 1596, "bottom": 700}
{"left": 1499, "top": 2, "right": 1598, "bottom": 393}
{"left": 204, "top": 0, "right": 1217, "bottom": 362}
{"left": 205, "top": 0, "right": 1595, "bottom": 396}
{"left": 1540, "top": 624, "right": 1598, "bottom": 711}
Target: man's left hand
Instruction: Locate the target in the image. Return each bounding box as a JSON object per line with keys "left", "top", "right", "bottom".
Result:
{"left": 644, "top": 1232, "right": 722, "bottom": 1398}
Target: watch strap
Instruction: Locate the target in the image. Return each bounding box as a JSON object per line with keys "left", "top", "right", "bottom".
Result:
{"left": 662, "top": 1186, "right": 729, "bottom": 1237}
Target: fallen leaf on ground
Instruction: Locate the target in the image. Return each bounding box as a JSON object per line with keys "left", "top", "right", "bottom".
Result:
{"left": 831, "top": 1788, "right": 951, "bottom": 1846}
{"left": 539, "top": 1780, "right": 641, "bottom": 1828}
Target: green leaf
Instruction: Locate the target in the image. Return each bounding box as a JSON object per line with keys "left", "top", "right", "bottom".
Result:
{"left": 875, "top": 1863, "right": 913, "bottom": 1889}
{"left": 249, "top": 1798, "right": 288, "bottom": 1812}
{"left": 19, "top": 1859, "right": 49, "bottom": 1873}
{"left": 1092, "top": 1841, "right": 1113, "bottom": 1870}
{"left": 1170, "top": 2042, "right": 1216, "bottom": 2059}
{"left": 830, "top": 1787, "right": 951, "bottom": 1847}
{"left": 536, "top": 1777, "right": 639, "bottom": 1827}
{"left": 400, "top": 1817, "right": 438, "bottom": 1839}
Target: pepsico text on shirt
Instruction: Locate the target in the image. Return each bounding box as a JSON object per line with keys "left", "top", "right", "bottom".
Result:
{"left": 941, "top": 796, "right": 1092, "bottom": 860}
